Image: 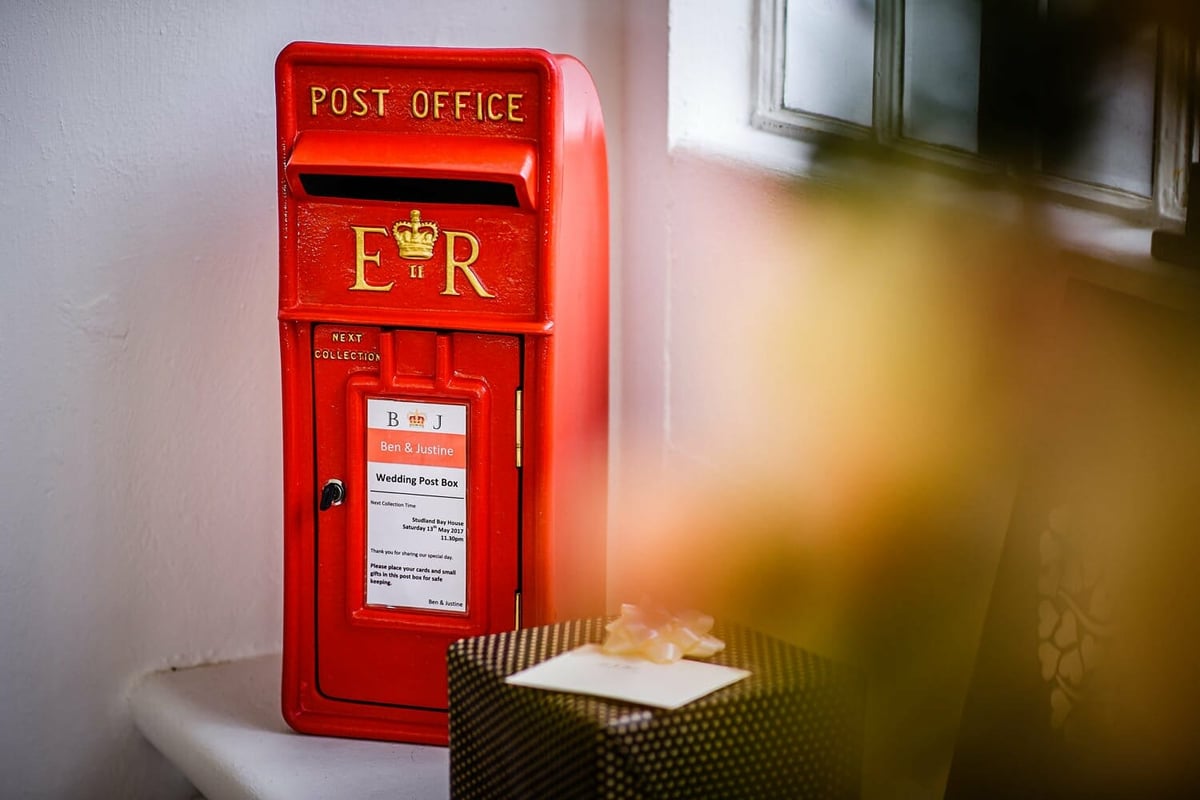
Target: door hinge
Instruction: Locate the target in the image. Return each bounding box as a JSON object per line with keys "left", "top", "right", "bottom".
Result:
{"left": 515, "top": 388, "right": 523, "bottom": 468}
{"left": 514, "top": 590, "right": 522, "bottom": 629}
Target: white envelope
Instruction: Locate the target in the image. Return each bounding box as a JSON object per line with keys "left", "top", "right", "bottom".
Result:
{"left": 504, "top": 644, "right": 751, "bottom": 710}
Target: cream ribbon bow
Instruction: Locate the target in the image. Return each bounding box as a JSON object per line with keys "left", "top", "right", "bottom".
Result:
{"left": 600, "top": 603, "right": 726, "bottom": 664}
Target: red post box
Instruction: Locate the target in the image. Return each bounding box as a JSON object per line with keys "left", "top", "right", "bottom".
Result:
{"left": 275, "top": 42, "right": 608, "bottom": 744}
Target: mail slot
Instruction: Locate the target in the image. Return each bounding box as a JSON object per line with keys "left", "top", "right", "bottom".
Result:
{"left": 275, "top": 42, "right": 608, "bottom": 744}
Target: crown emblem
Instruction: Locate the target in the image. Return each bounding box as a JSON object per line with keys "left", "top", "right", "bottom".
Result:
{"left": 407, "top": 410, "right": 426, "bottom": 428}
{"left": 393, "top": 210, "right": 439, "bottom": 260}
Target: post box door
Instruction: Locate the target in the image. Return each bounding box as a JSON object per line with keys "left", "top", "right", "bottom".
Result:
{"left": 312, "top": 325, "right": 520, "bottom": 711}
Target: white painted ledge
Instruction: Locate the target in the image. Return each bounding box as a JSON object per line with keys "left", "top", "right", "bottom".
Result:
{"left": 129, "top": 655, "right": 449, "bottom": 800}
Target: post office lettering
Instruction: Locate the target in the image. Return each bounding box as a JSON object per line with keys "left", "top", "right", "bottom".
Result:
{"left": 309, "top": 85, "right": 389, "bottom": 117}
{"left": 410, "top": 89, "right": 525, "bottom": 123}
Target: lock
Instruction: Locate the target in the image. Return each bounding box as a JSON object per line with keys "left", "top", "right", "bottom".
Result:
{"left": 319, "top": 479, "right": 345, "bottom": 511}
{"left": 276, "top": 42, "right": 608, "bottom": 745}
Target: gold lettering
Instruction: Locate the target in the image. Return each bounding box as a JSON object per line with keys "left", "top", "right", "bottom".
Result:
{"left": 441, "top": 231, "right": 495, "bottom": 298}
{"left": 409, "top": 263, "right": 425, "bottom": 279}
{"left": 312, "top": 86, "right": 387, "bottom": 117}
{"left": 406, "top": 89, "right": 526, "bottom": 123}
{"left": 350, "top": 226, "right": 394, "bottom": 292}
{"left": 486, "top": 93, "right": 505, "bottom": 121}
{"left": 507, "top": 93, "right": 524, "bottom": 122}
{"left": 411, "top": 90, "right": 429, "bottom": 118}
{"left": 372, "top": 88, "right": 389, "bottom": 116}
{"left": 433, "top": 90, "right": 450, "bottom": 119}
{"left": 309, "top": 86, "right": 327, "bottom": 116}
{"left": 330, "top": 86, "right": 348, "bottom": 115}
{"left": 352, "top": 87, "right": 369, "bottom": 117}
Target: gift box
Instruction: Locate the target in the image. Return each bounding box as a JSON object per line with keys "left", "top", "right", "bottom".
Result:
{"left": 447, "top": 618, "right": 863, "bottom": 799}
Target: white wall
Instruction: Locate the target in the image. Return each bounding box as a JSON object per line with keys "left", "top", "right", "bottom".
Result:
{"left": 0, "top": 2, "right": 628, "bottom": 797}
{"left": 668, "top": 0, "right": 817, "bottom": 171}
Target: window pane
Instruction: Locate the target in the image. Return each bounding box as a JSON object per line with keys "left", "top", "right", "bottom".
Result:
{"left": 1041, "top": 25, "right": 1156, "bottom": 197}
{"left": 902, "top": 0, "right": 981, "bottom": 152}
{"left": 782, "top": 0, "right": 876, "bottom": 126}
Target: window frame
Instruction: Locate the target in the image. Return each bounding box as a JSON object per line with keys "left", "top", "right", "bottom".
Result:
{"left": 753, "top": 0, "right": 1195, "bottom": 223}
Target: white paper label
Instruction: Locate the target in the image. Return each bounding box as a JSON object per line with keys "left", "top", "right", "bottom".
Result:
{"left": 364, "top": 398, "right": 468, "bottom": 612}
{"left": 504, "top": 645, "right": 751, "bottom": 709}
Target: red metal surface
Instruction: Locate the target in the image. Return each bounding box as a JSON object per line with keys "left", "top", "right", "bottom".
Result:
{"left": 277, "top": 42, "right": 608, "bottom": 744}
{"left": 288, "top": 131, "right": 539, "bottom": 208}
